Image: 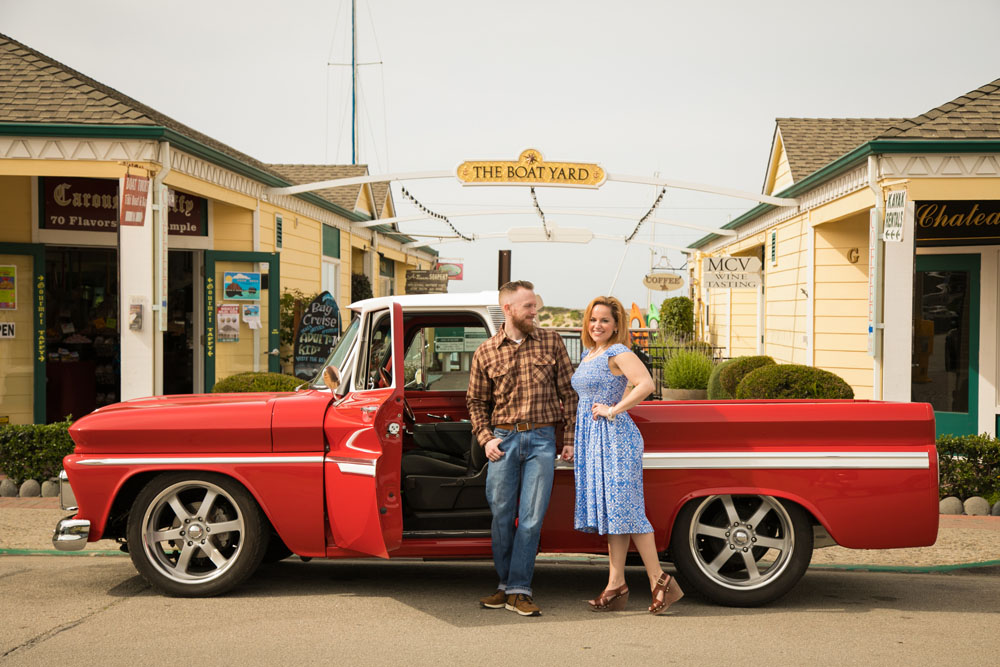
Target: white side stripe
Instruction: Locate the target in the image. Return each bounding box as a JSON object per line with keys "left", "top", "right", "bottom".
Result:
{"left": 79, "top": 456, "right": 325, "bottom": 466}
{"left": 641, "top": 451, "right": 930, "bottom": 470}
{"left": 326, "top": 456, "right": 377, "bottom": 477}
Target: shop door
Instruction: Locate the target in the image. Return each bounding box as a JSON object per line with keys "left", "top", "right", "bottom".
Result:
{"left": 0, "top": 243, "right": 45, "bottom": 424}
{"left": 163, "top": 250, "right": 195, "bottom": 395}
{"left": 203, "top": 251, "right": 280, "bottom": 392}
{"left": 912, "top": 254, "right": 980, "bottom": 437}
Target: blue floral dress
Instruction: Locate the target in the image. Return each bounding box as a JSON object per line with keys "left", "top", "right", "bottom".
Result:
{"left": 572, "top": 343, "right": 654, "bottom": 535}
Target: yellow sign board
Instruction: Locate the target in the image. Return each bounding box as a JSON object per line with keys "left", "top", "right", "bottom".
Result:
{"left": 456, "top": 148, "right": 606, "bottom": 189}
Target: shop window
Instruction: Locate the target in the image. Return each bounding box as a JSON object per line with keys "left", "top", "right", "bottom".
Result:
{"left": 323, "top": 225, "right": 341, "bottom": 259}
{"left": 322, "top": 259, "right": 341, "bottom": 304}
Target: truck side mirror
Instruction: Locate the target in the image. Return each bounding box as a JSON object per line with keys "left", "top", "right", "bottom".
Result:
{"left": 323, "top": 366, "right": 341, "bottom": 392}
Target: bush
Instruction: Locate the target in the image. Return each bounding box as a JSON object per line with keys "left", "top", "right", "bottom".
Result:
{"left": 662, "top": 350, "right": 713, "bottom": 390}
{"left": 212, "top": 372, "right": 303, "bottom": 393}
{"left": 351, "top": 272, "right": 373, "bottom": 303}
{"left": 719, "top": 356, "right": 775, "bottom": 397}
{"left": 0, "top": 417, "right": 75, "bottom": 483}
{"left": 937, "top": 433, "right": 1000, "bottom": 500}
{"left": 659, "top": 296, "right": 694, "bottom": 338}
{"left": 735, "top": 364, "right": 854, "bottom": 400}
{"left": 707, "top": 358, "right": 738, "bottom": 399}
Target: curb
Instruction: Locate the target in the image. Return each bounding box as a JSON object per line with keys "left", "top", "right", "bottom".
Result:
{"left": 0, "top": 548, "right": 124, "bottom": 557}
{"left": 808, "top": 559, "right": 1000, "bottom": 574}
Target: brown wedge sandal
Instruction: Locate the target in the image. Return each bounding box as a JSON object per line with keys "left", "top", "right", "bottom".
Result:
{"left": 648, "top": 573, "right": 683, "bottom": 615}
{"left": 588, "top": 584, "right": 629, "bottom": 612}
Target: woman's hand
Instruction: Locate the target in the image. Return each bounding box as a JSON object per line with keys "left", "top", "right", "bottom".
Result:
{"left": 560, "top": 444, "right": 574, "bottom": 462}
{"left": 591, "top": 403, "right": 614, "bottom": 420}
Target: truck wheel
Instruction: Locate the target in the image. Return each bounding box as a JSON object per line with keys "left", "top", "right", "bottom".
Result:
{"left": 670, "top": 494, "right": 813, "bottom": 607}
{"left": 127, "top": 472, "right": 268, "bottom": 597}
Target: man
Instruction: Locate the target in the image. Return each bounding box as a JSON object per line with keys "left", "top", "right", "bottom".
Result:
{"left": 467, "top": 280, "right": 577, "bottom": 616}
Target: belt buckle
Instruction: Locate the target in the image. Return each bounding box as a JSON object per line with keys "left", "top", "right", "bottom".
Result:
{"left": 516, "top": 422, "right": 530, "bottom": 432}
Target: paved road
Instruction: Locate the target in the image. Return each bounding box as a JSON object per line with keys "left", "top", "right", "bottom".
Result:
{"left": 2, "top": 557, "right": 997, "bottom": 666}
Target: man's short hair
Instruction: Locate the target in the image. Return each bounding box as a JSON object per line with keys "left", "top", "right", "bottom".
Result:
{"left": 498, "top": 280, "right": 534, "bottom": 304}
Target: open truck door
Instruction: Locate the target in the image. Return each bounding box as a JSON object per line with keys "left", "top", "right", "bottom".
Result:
{"left": 322, "top": 303, "right": 404, "bottom": 557}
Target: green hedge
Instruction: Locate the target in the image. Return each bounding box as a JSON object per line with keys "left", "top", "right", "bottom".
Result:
{"left": 662, "top": 350, "right": 713, "bottom": 390}
{"left": 212, "top": 372, "right": 303, "bottom": 393}
{"left": 719, "top": 356, "right": 775, "bottom": 397}
{"left": 938, "top": 433, "right": 1000, "bottom": 502}
{"left": 707, "top": 358, "right": 737, "bottom": 399}
{"left": 659, "top": 296, "right": 694, "bottom": 338}
{"left": 0, "top": 417, "right": 74, "bottom": 484}
{"left": 735, "top": 364, "right": 854, "bottom": 400}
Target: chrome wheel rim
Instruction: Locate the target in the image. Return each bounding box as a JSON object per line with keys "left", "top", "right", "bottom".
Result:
{"left": 140, "top": 481, "right": 245, "bottom": 585}
{"left": 687, "top": 494, "right": 795, "bottom": 591}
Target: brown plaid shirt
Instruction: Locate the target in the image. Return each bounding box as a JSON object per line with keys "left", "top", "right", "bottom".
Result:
{"left": 467, "top": 326, "right": 578, "bottom": 449}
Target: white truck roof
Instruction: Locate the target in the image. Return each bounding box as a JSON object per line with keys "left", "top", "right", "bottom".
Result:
{"left": 349, "top": 290, "right": 500, "bottom": 312}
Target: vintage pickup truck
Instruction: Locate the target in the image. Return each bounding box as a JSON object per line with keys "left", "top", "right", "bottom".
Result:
{"left": 54, "top": 291, "right": 939, "bottom": 606}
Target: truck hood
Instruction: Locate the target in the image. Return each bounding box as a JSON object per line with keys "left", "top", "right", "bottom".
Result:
{"left": 69, "top": 393, "right": 285, "bottom": 454}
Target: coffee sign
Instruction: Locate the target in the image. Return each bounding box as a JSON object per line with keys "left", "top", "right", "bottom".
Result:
{"left": 457, "top": 148, "right": 606, "bottom": 188}
{"left": 643, "top": 272, "right": 684, "bottom": 291}
{"left": 293, "top": 292, "right": 342, "bottom": 380}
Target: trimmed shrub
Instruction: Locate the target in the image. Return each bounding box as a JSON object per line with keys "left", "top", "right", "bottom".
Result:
{"left": 707, "top": 358, "right": 738, "bottom": 399}
{"left": 719, "top": 356, "right": 775, "bottom": 397}
{"left": 937, "top": 433, "right": 1000, "bottom": 501}
{"left": 663, "top": 350, "right": 713, "bottom": 390}
{"left": 212, "top": 372, "right": 303, "bottom": 393}
{"left": 351, "top": 272, "right": 373, "bottom": 303}
{"left": 659, "top": 296, "right": 694, "bottom": 338}
{"left": 0, "top": 417, "right": 74, "bottom": 484}
{"left": 735, "top": 364, "right": 854, "bottom": 400}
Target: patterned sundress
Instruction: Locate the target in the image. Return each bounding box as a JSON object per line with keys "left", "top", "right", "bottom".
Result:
{"left": 572, "top": 343, "right": 654, "bottom": 535}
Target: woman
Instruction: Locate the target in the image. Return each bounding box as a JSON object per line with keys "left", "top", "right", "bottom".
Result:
{"left": 567, "top": 296, "right": 682, "bottom": 614}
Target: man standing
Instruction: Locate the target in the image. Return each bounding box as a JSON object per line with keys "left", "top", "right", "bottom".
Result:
{"left": 467, "top": 280, "right": 577, "bottom": 616}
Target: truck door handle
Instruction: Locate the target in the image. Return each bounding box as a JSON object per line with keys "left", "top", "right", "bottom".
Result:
{"left": 361, "top": 406, "right": 378, "bottom": 414}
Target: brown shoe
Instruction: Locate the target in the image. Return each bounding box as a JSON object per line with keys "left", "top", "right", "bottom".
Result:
{"left": 505, "top": 593, "right": 541, "bottom": 616}
{"left": 479, "top": 589, "right": 507, "bottom": 609}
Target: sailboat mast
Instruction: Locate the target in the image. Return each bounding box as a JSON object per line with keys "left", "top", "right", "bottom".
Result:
{"left": 351, "top": 0, "right": 358, "bottom": 165}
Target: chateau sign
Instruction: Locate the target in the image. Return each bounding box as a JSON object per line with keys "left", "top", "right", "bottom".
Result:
{"left": 915, "top": 200, "right": 1000, "bottom": 246}
{"left": 456, "top": 148, "right": 606, "bottom": 188}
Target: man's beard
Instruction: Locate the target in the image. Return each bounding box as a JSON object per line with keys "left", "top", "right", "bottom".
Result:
{"left": 511, "top": 311, "right": 535, "bottom": 335}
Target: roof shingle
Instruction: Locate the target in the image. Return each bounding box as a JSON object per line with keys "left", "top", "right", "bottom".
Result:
{"left": 776, "top": 117, "right": 904, "bottom": 182}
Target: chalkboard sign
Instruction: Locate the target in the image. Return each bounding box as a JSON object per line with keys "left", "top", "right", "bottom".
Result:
{"left": 293, "top": 292, "right": 341, "bottom": 380}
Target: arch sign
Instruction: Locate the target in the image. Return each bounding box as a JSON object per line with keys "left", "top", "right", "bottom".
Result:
{"left": 456, "top": 148, "right": 606, "bottom": 189}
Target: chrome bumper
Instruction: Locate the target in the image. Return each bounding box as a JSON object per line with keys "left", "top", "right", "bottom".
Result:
{"left": 53, "top": 518, "right": 90, "bottom": 551}
{"left": 58, "top": 470, "right": 77, "bottom": 511}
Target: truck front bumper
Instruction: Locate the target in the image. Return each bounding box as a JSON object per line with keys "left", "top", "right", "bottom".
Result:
{"left": 52, "top": 518, "right": 90, "bottom": 551}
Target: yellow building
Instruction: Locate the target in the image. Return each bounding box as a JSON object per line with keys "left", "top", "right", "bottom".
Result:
{"left": 0, "top": 34, "right": 436, "bottom": 425}
{"left": 691, "top": 77, "right": 1000, "bottom": 437}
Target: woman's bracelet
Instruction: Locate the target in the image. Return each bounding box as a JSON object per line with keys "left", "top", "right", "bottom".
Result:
{"left": 607, "top": 404, "right": 616, "bottom": 420}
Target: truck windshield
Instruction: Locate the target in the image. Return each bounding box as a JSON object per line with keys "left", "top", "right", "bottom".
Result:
{"left": 309, "top": 316, "right": 360, "bottom": 388}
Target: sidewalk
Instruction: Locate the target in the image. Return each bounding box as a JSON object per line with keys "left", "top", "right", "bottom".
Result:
{"left": 1, "top": 497, "right": 998, "bottom": 570}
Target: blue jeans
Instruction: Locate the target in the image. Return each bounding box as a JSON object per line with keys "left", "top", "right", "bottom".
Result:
{"left": 485, "top": 426, "right": 556, "bottom": 596}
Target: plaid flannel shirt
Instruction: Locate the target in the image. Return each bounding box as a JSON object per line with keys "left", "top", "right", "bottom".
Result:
{"left": 466, "top": 326, "right": 578, "bottom": 449}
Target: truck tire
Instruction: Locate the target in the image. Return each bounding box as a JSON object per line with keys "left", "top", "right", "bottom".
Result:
{"left": 126, "top": 472, "right": 268, "bottom": 597}
{"left": 670, "top": 494, "right": 813, "bottom": 607}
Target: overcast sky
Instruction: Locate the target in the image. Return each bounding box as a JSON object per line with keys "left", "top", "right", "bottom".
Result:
{"left": 4, "top": 0, "right": 999, "bottom": 309}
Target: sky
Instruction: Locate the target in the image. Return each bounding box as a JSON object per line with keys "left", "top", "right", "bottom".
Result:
{"left": 3, "top": 0, "right": 1000, "bottom": 309}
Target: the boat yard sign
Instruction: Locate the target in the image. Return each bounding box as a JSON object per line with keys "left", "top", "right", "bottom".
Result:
{"left": 702, "top": 256, "right": 762, "bottom": 289}
{"left": 456, "top": 148, "right": 606, "bottom": 188}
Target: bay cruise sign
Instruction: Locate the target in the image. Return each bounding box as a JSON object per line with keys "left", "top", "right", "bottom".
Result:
{"left": 702, "top": 256, "right": 762, "bottom": 289}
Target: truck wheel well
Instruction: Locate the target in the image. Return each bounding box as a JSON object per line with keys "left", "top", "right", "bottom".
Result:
{"left": 106, "top": 470, "right": 280, "bottom": 544}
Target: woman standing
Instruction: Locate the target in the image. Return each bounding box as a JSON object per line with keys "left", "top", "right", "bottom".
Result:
{"left": 567, "top": 296, "right": 682, "bottom": 614}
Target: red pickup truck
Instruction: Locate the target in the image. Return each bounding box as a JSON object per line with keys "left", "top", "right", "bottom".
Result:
{"left": 55, "top": 292, "right": 939, "bottom": 606}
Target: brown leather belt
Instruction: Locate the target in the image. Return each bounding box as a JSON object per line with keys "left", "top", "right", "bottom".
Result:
{"left": 493, "top": 422, "right": 558, "bottom": 432}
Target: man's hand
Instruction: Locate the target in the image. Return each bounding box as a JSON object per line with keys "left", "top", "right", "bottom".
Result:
{"left": 484, "top": 437, "right": 504, "bottom": 462}
{"left": 560, "top": 444, "right": 574, "bottom": 462}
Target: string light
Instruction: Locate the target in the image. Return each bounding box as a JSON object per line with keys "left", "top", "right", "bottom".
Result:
{"left": 529, "top": 187, "right": 551, "bottom": 240}
{"left": 624, "top": 187, "right": 667, "bottom": 243}
{"left": 400, "top": 185, "right": 474, "bottom": 242}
